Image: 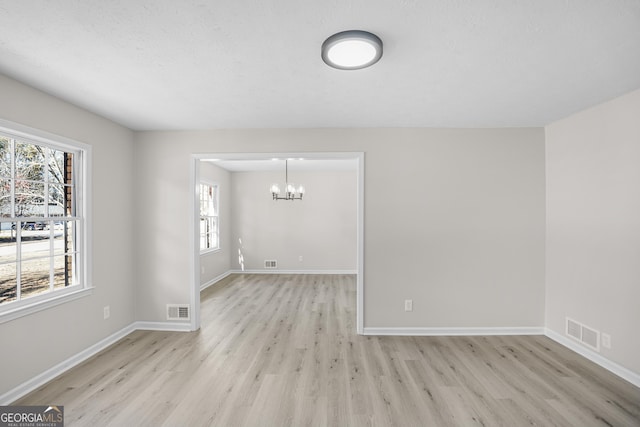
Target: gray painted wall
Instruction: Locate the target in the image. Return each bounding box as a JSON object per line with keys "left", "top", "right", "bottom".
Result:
{"left": 545, "top": 88, "right": 640, "bottom": 374}
{"left": 230, "top": 170, "right": 357, "bottom": 271}
{"left": 0, "top": 74, "right": 135, "bottom": 396}
{"left": 133, "top": 128, "right": 546, "bottom": 328}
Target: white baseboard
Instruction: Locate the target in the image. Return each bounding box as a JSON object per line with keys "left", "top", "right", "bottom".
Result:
{"left": 363, "top": 326, "right": 545, "bottom": 336}
{"left": 200, "top": 271, "right": 232, "bottom": 291}
{"left": 0, "top": 321, "right": 192, "bottom": 405}
{"left": 230, "top": 269, "right": 358, "bottom": 275}
{"left": 0, "top": 323, "right": 136, "bottom": 405}
{"left": 545, "top": 328, "right": 640, "bottom": 388}
{"left": 133, "top": 321, "right": 192, "bottom": 332}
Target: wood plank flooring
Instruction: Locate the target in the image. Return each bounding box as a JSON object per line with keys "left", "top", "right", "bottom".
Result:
{"left": 16, "top": 274, "right": 640, "bottom": 426}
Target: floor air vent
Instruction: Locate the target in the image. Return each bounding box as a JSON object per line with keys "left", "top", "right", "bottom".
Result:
{"left": 264, "top": 260, "right": 277, "bottom": 269}
{"left": 167, "top": 304, "right": 190, "bottom": 321}
{"left": 566, "top": 317, "right": 600, "bottom": 351}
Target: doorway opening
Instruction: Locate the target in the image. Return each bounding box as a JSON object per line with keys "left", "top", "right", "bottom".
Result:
{"left": 189, "top": 152, "right": 365, "bottom": 334}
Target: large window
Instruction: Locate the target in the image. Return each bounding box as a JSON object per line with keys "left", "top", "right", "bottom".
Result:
{"left": 199, "top": 183, "right": 219, "bottom": 252}
{"left": 0, "top": 123, "right": 88, "bottom": 320}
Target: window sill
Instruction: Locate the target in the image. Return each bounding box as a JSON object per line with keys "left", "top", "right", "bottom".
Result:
{"left": 0, "top": 287, "right": 93, "bottom": 325}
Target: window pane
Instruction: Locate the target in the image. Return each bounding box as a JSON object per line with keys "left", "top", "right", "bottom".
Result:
{"left": 48, "top": 184, "right": 68, "bottom": 216}
{"left": 199, "top": 184, "right": 218, "bottom": 216}
{"left": 0, "top": 137, "right": 11, "bottom": 177}
{"left": 0, "top": 179, "right": 11, "bottom": 217}
{"left": 65, "top": 184, "right": 74, "bottom": 216}
{"left": 20, "top": 258, "right": 51, "bottom": 299}
{"left": 53, "top": 255, "right": 73, "bottom": 289}
{"left": 47, "top": 148, "right": 67, "bottom": 184}
{"left": 66, "top": 221, "right": 75, "bottom": 250}
{"left": 0, "top": 262, "right": 17, "bottom": 304}
{"left": 53, "top": 220, "right": 75, "bottom": 255}
{"left": 212, "top": 186, "right": 218, "bottom": 216}
{"left": 0, "top": 221, "right": 17, "bottom": 304}
{"left": 21, "top": 221, "right": 51, "bottom": 260}
{"left": 15, "top": 142, "right": 46, "bottom": 182}
{"left": 53, "top": 224, "right": 64, "bottom": 255}
{"left": 200, "top": 213, "right": 209, "bottom": 249}
{"left": 199, "top": 184, "right": 207, "bottom": 216}
{"left": 200, "top": 215, "right": 219, "bottom": 251}
{"left": 204, "top": 189, "right": 212, "bottom": 215}
{"left": 0, "top": 222, "right": 18, "bottom": 263}
{"left": 14, "top": 180, "right": 45, "bottom": 217}
{"left": 0, "top": 138, "right": 13, "bottom": 219}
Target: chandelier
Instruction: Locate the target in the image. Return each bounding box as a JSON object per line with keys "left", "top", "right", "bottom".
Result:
{"left": 270, "top": 160, "right": 305, "bottom": 201}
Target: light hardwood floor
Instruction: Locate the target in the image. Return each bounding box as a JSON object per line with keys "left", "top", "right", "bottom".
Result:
{"left": 17, "top": 274, "right": 640, "bottom": 426}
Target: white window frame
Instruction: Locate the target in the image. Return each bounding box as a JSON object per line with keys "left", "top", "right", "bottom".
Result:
{"left": 199, "top": 182, "right": 219, "bottom": 253}
{"left": 0, "top": 119, "right": 91, "bottom": 324}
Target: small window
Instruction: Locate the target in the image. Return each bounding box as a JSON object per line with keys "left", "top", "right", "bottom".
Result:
{"left": 199, "top": 183, "right": 219, "bottom": 252}
{"left": 0, "top": 123, "right": 88, "bottom": 320}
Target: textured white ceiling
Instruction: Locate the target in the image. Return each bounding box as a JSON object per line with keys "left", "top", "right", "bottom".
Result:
{"left": 0, "top": 1, "right": 639, "bottom": 130}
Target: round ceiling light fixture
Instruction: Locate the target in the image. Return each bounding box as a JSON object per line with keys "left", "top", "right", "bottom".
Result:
{"left": 321, "top": 30, "right": 383, "bottom": 70}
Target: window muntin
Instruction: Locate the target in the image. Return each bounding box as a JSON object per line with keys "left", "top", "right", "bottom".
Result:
{"left": 199, "top": 183, "right": 219, "bottom": 252}
{"left": 0, "top": 131, "right": 83, "bottom": 312}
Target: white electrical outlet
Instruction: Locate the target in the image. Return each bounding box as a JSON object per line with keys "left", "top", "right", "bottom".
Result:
{"left": 602, "top": 333, "right": 611, "bottom": 349}
{"left": 299, "top": 255, "right": 303, "bottom": 262}
{"left": 404, "top": 299, "right": 413, "bottom": 312}
{"left": 103, "top": 306, "right": 110, "bottom": 320}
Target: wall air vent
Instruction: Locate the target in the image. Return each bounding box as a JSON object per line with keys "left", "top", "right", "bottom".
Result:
{"left": 566, "top": 317, "right": 600, "bottom": 352}
{"left": 581, "top": 326, "right": 599, "bottom": 350}
{"left": 567, "top": 318, "right": 581, "bottom": 340}
{"left": 264, "top": 260, "right": 277, "bottom": 269}
{"left": 167, "top": 304, "right": 190, "bottom": 321}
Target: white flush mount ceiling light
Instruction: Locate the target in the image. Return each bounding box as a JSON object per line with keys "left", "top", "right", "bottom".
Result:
{"left": 321, "top": 30, "right": 383, "bottom": 70}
